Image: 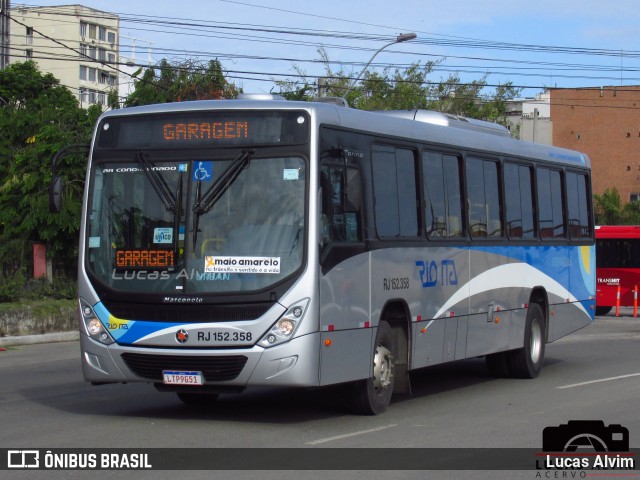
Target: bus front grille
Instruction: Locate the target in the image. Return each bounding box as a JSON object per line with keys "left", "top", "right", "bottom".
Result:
{"left": 103, "top": 301, "right": 274, "bottom": 323}
{"left": 121, "top": 353, "right": 248, "bottom": 382}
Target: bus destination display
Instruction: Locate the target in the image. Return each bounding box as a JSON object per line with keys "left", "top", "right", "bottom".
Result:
{"left": 97, "top": 111, "right": 309, "bottom": 149}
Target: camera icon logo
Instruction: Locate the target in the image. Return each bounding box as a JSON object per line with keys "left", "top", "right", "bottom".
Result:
{"left": 543, "top": 420, "right": 629, "bottom": 452}
{"left": 7, "top": 450, "right": 40, "bottom": 468}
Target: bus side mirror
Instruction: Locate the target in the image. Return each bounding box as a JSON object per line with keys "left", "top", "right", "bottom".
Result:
{"left": 50, "top": 175, "right": 62, "bottom": 213}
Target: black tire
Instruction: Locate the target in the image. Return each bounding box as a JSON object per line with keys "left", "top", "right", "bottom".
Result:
{"left": 508, "top": 303, "right": 546, "bottom": 379}
{"left": 350, "top": 321, "right": 396, "bottom": 415}
{"left": 595, "top": 306, "right": 612, "bottom": 316}
{"left": 177, "top": 392, "right": 219, "bottom": 406}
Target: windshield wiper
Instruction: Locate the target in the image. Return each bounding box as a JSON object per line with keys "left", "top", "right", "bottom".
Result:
{"left": 193, "top": 149, "right": 254, "bottom": 216}
{"left": 137, "top": 151, "right": 176, "bottom": 212}
{"left": 192, "top": 149, "right": 254, "bottom": 249}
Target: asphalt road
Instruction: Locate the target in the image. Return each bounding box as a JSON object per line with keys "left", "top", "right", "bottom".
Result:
{"left": 1, "top": 310, "right": 639, "bottom": 480}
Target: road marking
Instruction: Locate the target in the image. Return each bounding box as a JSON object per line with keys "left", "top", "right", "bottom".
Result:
{"left": 306, "top": 424, "right": 398, "bottom": 445}
{"left": 558, "top": 372, "right": 640, "bottom": 389}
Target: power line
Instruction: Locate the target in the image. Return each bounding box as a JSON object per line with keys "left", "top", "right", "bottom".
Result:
{"left": 13, "top": 4, "right": 640, "bottom": 76}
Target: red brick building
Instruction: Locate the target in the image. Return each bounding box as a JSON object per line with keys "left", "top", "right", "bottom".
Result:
{"left": 550, "top": 86, "right": 640, "bottom": 203}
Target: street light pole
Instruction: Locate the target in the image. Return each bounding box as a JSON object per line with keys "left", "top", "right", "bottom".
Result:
{"left": 343, "top": 32, "right": 417, "bottom": 100}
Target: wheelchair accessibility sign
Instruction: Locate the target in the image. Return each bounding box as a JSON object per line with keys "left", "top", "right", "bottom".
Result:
{"left": 193, "top": 161, "right": 213, "bottom": 181}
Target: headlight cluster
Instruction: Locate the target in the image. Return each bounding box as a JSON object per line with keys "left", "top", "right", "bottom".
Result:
{"left": 258, "top": 299, "right": 309, "bottom": 348}
{"left": 80, "top": 300, "right": 114, "bottom": 345}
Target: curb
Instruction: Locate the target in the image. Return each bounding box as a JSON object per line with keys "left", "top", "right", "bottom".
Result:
{"left": 0, "top": 331, "right": 79, "bottom": 347}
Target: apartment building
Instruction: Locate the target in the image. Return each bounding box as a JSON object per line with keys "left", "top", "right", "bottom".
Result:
{"left": 9, "top": 4, "right": 119, "bottom": 107}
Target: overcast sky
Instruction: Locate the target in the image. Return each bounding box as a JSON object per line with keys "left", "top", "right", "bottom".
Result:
{"left": 14, "top": 0, "right": 640, "bottom": 96}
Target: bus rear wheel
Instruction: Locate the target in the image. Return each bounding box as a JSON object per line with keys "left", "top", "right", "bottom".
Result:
{"left": 595, "top": 306, "right": 612, "bottom": 316}
{"left": 350, "top": 321, "right": 396, "bottom": 415}
{"left": 508, "top": 303, "right": 546, "bottom": 379}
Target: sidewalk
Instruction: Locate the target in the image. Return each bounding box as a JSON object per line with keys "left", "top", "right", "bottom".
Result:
{"left": 0, "top": 330, "right": 79, "bottom": 347}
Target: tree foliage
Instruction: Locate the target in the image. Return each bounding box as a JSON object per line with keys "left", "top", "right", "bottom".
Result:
{"left": 0, "top": 62, "right": 99, "bottom": 270}
{"left": 123, "top": 59, "right": 239, "bottom": 107}
{"left": 594, "top": 188, "right": 640, "bottom": 225}
{"left": 275, "top": 49, "right": 521, "bottom": 127}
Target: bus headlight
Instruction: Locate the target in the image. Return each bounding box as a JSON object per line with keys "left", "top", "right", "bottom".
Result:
{"left": 259, "top": 299, "right": 309, "bottom": 348}
{"left": 79, "top": 300, "right": 114, "bottom": 345}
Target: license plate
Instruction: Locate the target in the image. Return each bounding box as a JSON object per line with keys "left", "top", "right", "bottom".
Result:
{"left": 162, "top": 370, "right": 203, "bottom": 385}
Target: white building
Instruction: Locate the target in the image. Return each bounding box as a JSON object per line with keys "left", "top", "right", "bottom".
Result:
{"left": 9, "top": 4, "right": 119, "bottom": 108}
{"left": 506, "top": 91, "right": 552, "bottom": 144}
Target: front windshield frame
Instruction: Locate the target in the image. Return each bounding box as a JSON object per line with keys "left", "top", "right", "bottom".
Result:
{"left": 84, "top": 145, "right": 309, "bottom": 300}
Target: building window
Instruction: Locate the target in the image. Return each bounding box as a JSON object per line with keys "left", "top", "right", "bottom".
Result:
{"left": 25, "top": 49, "right": 33, "bottom": 59}
{"left": 26, "top": 27, "right": 33, "bottom": 45}
{"left": 107, "top": 53, "right": 115, "bottom": 63}
{"left": 88, "top": 68, "right": 96, "bottom": 82}
{"left": 98, "top": 48, "right": 106, "bottom": 62}
{"left": 89, "top": 46, "right": 96, "bottom": 60}
{"left": 89, "top": 24, "right": 97, "bottom": 40}
{"left": 107, "top": 31, "right": 116, "bottom": 44}
{"left": 80, "top": 44, "right": 88, "bottom": 58}
{"left": 80, "top": 22, "right": 88, "bottom": 37}
{"left": 630, "top": 193, "right": 640, "bottom": 203}
{"left": 99, "top": 26, "right": 106, "bottom": 41}
{"left": 80, "top": 65, "right": 87, "bottom": 80}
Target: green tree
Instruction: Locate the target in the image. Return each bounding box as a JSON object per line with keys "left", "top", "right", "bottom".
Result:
{"left": 593, "top": 188, "right": 623, "bottom": 225}
{"left": 0, "top": 62, "right": 99, "bottom": 270}
{"left": 275, "top": 49, "right": 521, "bottom": 126}
{"left": 124, "top": 59, "right": 240, "bottom": 107}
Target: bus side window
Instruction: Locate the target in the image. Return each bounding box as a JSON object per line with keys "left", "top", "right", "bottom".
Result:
{"left": 537, "top": 167, "right": 566, "bottom": 238}
{"left": 320, "top": 165, "right": 362, "bottom": 244}
{"left": 466, "top": 157, "right": 502, "bottom": 239}
{"left": 423, "top": 151, "right": 463, "bottom": 239}
{"left": 504, "top": 163, "right": 535, "bottom": 239}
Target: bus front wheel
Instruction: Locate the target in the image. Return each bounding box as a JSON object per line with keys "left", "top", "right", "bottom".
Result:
{"left": 350, "top": 321, "right": 396, "bottom": 415}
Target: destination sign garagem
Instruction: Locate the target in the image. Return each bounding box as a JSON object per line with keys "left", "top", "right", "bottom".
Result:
{"left": 162, "top": 121, "right": 248, "bottom": 142}
{"left": 96, "top": 111, "right": 309, "bottom": 149}
{"left": 116, "top": 249, "right": 175, "bottom": 269}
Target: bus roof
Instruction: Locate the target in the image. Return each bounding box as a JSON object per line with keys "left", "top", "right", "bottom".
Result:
{"left": 595, "top": 225, "right": 640, "bottom": 238}
{"left": 99, "top": 97, "right": 590, "bottom": 168}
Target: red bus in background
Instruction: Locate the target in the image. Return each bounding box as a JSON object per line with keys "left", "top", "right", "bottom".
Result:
{"left": 595, "top": 225, "right": 640, "bottom": 315}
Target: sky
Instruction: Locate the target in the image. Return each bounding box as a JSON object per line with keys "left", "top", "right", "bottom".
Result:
{"left": 11, "top": 0, "right": 640, "bottom": 98}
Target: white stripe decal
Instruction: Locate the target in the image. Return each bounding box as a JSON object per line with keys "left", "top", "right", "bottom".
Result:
{"left": 433, "top": 263, "right": 587, "bottom": 319}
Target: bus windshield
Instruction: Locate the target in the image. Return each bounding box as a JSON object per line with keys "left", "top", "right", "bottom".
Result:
{"left": 86, "top": 153, "right": 306, "bottom": 294}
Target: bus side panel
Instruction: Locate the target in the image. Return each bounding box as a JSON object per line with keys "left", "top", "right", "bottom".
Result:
{"left": 319, "top": 329, "right": 373, "bottom": 385}
{"left": 319, "top": 251, "right": 372, "bottom": 385}
{"left": 548, "top": 244, "right": 595, "bottom": 341}
{"left": 465, "top": 312, "right": 509, "bottom": 358}
{"left": 411, "top": 319, "right": 445, "bottom": 367}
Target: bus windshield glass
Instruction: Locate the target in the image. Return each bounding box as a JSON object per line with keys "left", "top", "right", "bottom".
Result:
{"left": 85, "top": 153, "right": 306, "bottom": 294}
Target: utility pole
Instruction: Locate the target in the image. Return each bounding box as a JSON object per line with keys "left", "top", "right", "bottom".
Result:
{"left": 0, "top": 0, "right": 10, "bottom": 69}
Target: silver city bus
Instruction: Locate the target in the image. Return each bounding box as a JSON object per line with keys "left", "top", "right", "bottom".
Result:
{"left": 54, "top": 94, "right": 595, "bottom": 414}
